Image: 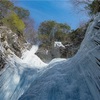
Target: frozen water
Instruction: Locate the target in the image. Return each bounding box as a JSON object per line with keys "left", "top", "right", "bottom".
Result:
{"left": 21, "top": 45, "right": 47, "bottom": 69}
{"left": 0, "top": 13, "right": 100, "bottom": 100}
{"left": 0, "top": 45, "right": 47, "bottom": 100}
{"left": 19, "top": 13, "right": 100, "bottom": 100}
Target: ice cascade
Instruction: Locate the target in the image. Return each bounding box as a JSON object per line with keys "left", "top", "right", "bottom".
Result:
{"left": 0, "top": 13, "right": 100, "bottom": 100}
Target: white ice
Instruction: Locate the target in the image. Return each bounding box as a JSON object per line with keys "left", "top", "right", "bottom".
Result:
{"left": 21, "top": 45, "right": 47, "bottom": 69}
{"left": 54, "top": 41, "right": 65, "bottom": 48}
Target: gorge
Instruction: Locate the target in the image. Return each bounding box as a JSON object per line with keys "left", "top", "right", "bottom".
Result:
{"left": 0, "top": 9, "right": 100, "bottom": 100}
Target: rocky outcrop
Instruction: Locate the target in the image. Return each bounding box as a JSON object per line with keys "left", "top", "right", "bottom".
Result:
{"left": 0, "top": 26, "right": 31, "bottom": 70}
{"left": 36, "top": 46, "right": 62, "bottom": 63}
{"left": 0, "top": 51, "right": 6, "bottom": 71}
{"left": 0, "top": 26, "right": 32, "bottom": 56}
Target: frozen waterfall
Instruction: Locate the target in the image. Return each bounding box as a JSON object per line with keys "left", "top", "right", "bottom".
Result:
{"left": 0, "top": 13, "right": 100, "bottom": 100}
{"left": 0, "top": 45, "right": 47, "bottom": 100}
{"left": 21, "top": 45, "right": 47, "bottom": 69}
{"left": 19, "top": 13, "right": 100, "bottom": 100}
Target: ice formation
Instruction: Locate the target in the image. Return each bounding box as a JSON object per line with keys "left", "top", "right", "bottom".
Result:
{"left": 0, "top": 13, "right": 100, "bottom": 100}
{"left": 0, "top": 45, "right": 47, "bottom": 100}
{"left": 19, "top": 13, "right": 100, "bottom": 100}
{"left": 21, "top": 45, "right": 47, "bottom": 69}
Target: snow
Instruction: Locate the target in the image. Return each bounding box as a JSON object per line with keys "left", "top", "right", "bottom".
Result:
{"left": 54, "top": 41, "right": 65, "bottom": 48}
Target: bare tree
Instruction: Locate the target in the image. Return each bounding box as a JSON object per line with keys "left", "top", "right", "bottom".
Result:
{"left": 71, "top": 0, "right": 93, "bottom": 13}
{"left": 24, "top": 18, "right": 37, "bottom": 44}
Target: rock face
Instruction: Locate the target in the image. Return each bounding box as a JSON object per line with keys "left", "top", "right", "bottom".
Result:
{"left": 0, "top": 13, "right": 100, "bottom": 100}
{"left": 36, "top": 42, "right": 66, "bottom": 63}
{"left": 19, "top": 13, "right": 100, "bottom": 100}
{"left": 0, "top": 26, "right": 30, "bottom": 58}
{"left": 0, "top": 50, "right": 6, "bottom": 71}
{"left": 36, "top": 46, "right": 63, "bottom": 63}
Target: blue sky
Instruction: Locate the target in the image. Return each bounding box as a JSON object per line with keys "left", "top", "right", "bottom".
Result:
{"left": 14, "top": 0, "right": 90, "bottom": 30}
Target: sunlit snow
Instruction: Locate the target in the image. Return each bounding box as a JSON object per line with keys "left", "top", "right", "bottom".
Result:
{"left": 54, "top": 41, "right": 65, "bottom": 48}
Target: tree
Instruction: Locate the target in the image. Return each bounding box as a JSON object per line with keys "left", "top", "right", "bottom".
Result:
{"left": 14, "top": 6, "right": 30, "bottom": 19}
{"left": 71, "top": 0, "right": 91, "bottom": 13}
{"left": 0, "top": 0, "right": 30, "bottom": 20}
{"left": 87, "top": 0, "right": 100, "bottom": 15}
{"left": 24, "top": 18, "right": 37, "bottom": 44}
{"left": 71, "top": 0, "right": 100, "bottom": 15}
{"left": 2, "top": 12, "right": 25, "bottom": 35}
{"left": 38, "top": 20, "right": 71, "bottom": 44}
{"left": 0, "top": 0, "right": 14, "bottom": 19}
{"left": 38, "top": 21, "right": 56, "bottom": 35}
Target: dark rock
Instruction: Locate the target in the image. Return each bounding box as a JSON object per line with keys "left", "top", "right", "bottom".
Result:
{"left": 12, "top": 42, "right": 22, "bottom": 57}
{"left": 0, "top": 51, "right": 6, "bottom": 70}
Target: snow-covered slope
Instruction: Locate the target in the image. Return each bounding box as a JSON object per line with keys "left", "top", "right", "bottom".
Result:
{"left": 19, "top": 13, "right": 100, "bottom": 100}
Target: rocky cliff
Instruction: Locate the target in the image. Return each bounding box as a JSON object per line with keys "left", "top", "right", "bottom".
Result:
{"left": 0, "top": 26, "right": 32, "bottom": 70}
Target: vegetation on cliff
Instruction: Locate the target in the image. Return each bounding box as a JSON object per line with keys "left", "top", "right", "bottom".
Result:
{"left": 0, "top": 0, "right": 36, "bottom": 43}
